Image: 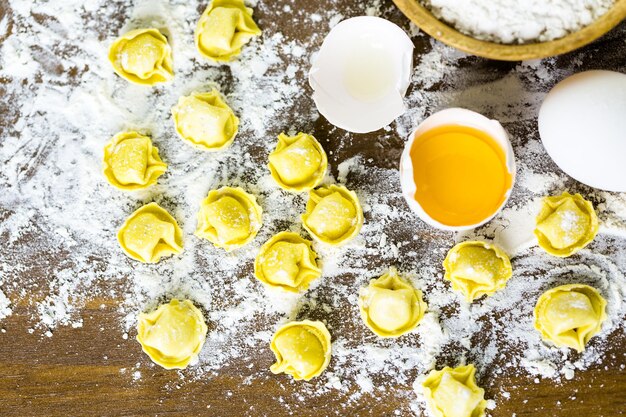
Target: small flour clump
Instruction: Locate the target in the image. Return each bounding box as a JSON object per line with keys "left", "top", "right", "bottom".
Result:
{"left": 421, "top": 0, "right": 615, "bottom": 44}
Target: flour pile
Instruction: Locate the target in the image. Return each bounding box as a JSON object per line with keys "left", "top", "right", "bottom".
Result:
{"left": 421, "top": 0, "right": 616, "bottom": 44}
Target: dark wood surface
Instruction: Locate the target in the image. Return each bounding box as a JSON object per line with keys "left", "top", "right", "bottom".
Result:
{"left": 0, "top": 1, "right": 625, "bottom": 416}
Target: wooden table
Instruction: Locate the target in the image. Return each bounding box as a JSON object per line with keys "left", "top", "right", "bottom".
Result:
{"left": 0, "top": 1, "right": 625, "bottom": 416}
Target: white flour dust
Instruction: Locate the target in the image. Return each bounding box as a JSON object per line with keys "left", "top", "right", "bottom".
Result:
{"left": 421, "top": 0, "right": 616, "bottom": 44}
{"left": 0, "top": 0, "right": 625, "bottom": 416}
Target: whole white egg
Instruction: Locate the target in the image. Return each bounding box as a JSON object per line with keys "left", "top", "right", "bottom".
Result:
{"left": 538, "top": 70, "right": 626, "bottom": 192}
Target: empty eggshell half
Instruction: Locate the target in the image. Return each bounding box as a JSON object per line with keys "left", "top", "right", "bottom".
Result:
{"left": 308, "top": 16, "right": 414, "bottom": 134}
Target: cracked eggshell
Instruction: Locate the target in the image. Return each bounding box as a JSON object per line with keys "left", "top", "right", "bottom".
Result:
{"left": 309, "top": 16, "right": 414, "bottom": 134}
{"left": 399, "top": 108, "right": 517, "bottom": 231}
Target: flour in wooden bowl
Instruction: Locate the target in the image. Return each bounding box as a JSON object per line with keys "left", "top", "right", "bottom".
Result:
{"left": 421, "top": 0, "right": 616, "bottom": 44}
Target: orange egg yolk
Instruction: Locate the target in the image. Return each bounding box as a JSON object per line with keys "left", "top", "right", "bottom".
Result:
{"left": 409, "top": 125, "right": 513, "bottom": 227}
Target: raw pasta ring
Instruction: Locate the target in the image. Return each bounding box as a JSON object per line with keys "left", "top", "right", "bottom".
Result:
{"left": 108, "top": 28, "right": 173, "bottom": 85}
{"left": 195, "top": 187, "right": 262, "bottom": 251}
{"left": 103, "top": 131, "right": 167, "bottom": 190}
{"left": 442, "top": 240, "right": 512, "bottom": 302}
{"left": 136, "top": 299, "right": 208, "bottom": 370}
{"left": 534, "top": 283, "right": 607, "bottom": 352}
{"left": 172, "top": 90, "right": 239, "bottom": 151}
{"left": 254, "top": 231, "right": 321, "bottom": 292}
{"left": 534, "top": 192, "right": 598, "bottom": 257}
{"left": 358, "top": 267, "right": 427, "bottom": 337}
{"left": 422, "top": 364, "right": 487, "bottom": 417}
{"left": 268, "top": 132, "right": 328, "bottom": 192}
{"left": 301, "top": 184, "right": 363, "bottom": 246}
{"left": 270, "top": 320, "right": 332, "bottom": 381}
{"left": 117, "top": 202, "right": 183, "bottom": 263}
{"left": 195, "top": 0, "right": 262, "bottom": 62}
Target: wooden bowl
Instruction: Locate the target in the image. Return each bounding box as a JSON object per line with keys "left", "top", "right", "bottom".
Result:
{"left": 393, "top": 0, "right": 626, "bottom": 61}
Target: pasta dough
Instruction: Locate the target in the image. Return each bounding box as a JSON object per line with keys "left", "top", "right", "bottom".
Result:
{"left": 195, "top": 187, "right": 262, "bottom": 251}
{"left": 422, "top": 364, "right": 487, "bottom": 417}
{"left": 443, "top": 241, "right": 512, "bottom": 302}
{"left": 118, "top": 202, "right": 183, "bottom": 263}
{"left": 171, "top": 90, "right": 239, "bottom": 151}
{"left": 254, "top": 232, "right": 321, "bottom": 292}
{"left": 195, "top": 0, "right": 262, "bottom": 62}
{"left": 108, "top": 28, "right": 173, "bottom": 85}
{"left": 270, "top": 320, "right": 331, "bottom": 381}
{"left": 358, "top": 267, "right": 427, "bottom": 338}
{"left": 268, "top": 133, "right": 328, "bottom": 192}
{"left": 534, "top": 284, "right": 607, "bottom": 352}
{"left": 103, "top": 131, "right": 167, "bottom": 190}
{"left": 136, "top": 299, "right": 208, "bottom": 370}
{"left": 535, "top": 192, "right": 599, "bottom": 257}
{"left": 301, "top": 184, "right": 363, "bottom": 245}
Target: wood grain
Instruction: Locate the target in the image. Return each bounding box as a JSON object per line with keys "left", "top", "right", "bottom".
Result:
{"left": 0, "top": 304, "right": 625, "bottom": 416}
{"left": 0, "top": 1, "right": 625, "bottom": 416}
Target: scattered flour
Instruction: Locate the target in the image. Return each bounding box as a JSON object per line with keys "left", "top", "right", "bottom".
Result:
{"left": 0, "top": 0, "right": 625, "bottom": 416}
{"left": 0, "top": 290, "right": 11, "bottom": 321}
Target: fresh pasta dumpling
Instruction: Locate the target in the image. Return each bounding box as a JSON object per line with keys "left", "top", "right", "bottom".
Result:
{"left": 171, "top": 90, "right": 239, "bottom": 151}
{"left": 301, "top": 184, "right": 363, "bottom": 245}
{"left": 254, "top": 231, "right": 321, "bottom": 292}
{"left": 268, "top": 133, "right": 328, "bottom": 192}
{"left": 103, "top": 131, "right": 167, "bottom": 190}
{"left": 358, "top": 268, "right": 427, "bottom": 338}
{"left": 136, "top": 299, "right": 208, "bottom": 370}
{"left": 195, "top": 0, "right": 262, "bottom": 62}
{"left": 443, "top": 241, "right": 513, "bottom": 302}
{"left": 535, "top": 192, "right": 599, "bottom": 257}
{"left": 195, "top": 187, "right": 262, "bottom": 251}
{"left": 422, "top": 364, "right": 487, "bottom": 417}
{"left": 534, "top": 284, "right": 607, "bottom": 352}
{"left": 118, "top": 202, "right": 183, "bottom": 263}
{"left": 270, "top": 320, "right": 331, "bottom": 381}
{"left": 108, "top": 28, "right": 173, "bottom": 85}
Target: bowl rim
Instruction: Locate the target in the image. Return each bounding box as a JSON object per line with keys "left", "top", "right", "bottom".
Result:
{"left": 392, "top": 0, "right": 626, "bottom": 61}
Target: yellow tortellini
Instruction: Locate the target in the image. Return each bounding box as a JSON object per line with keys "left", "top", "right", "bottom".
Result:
{"left": 117, "top": 202, "right": 183, "bottom": 263}
{"left": 442, "top": 241, "right": 513, "bottom": 303}
{"left": 268, "top": 133, "right": 328, "bottom": 192}
{"left": 535, "top": 192, "right": 599, "bottom": 257}
{"left": 358, "top": 268, "right": 427, "bottom": 338}
{"left": 534, "top": 284, "right": 607, "bottom": 352}
{"left": 195, "top": 187, "right": 262, "bottom": 251}
{"left": 270, "top": 320, "right": 331, "bottom": 381}
{"left": 171, "top": 90, "right": 239, "bottom": 151}
{"left": 103, "top": 131, "right": 167, "bottom": 190}
{"left": 136, "top": 299, "right": 208, "bottom": 370}
{"left": 195, "top": 0, "right": 262, "bottom": 62}
{"left": 108, "top": 28, "right": 173, "bottom": 85}
{"left": 301, "top": 184, "right": 363, "bottom": 246}
{"left": 422, "top": 364, "right": 487, "bottom": 417}
{"left": 254, "top": 232, "right": 321, "bottom": 292}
